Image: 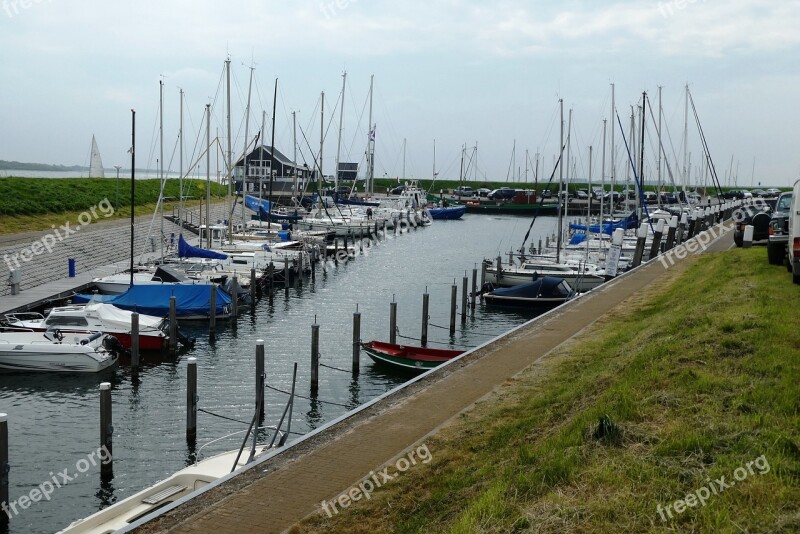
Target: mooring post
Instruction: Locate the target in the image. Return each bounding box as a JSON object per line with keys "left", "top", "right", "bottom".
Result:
{"left": 168, "top": 296, "right": 177, "bottom": 353}
{"left": 631, "top": 222, "right": 648, "bottom": 268}
{"left": 383, "top": 219, "right": 387, "bottom": 237}
{"left": 99, "top": 382, "right": 113, "bottom": 477}
{"left": 311, "top": 257, "right": 316, "bottom": 282}
{"left": 389, "top": 300, "right": 397, "bottom": 344}
{"left": 284, "top": 261, "right": 290, "bottom": 297}
{"left": 186, "top": 357, "right": 197, "bottom": 443}
{"left": 665, "top": 215, "right": 678, "bottom": 250}
{"left": 461, "top": 275, "right": 468, "bottom": 323}
{"left": 209, "top": 284, "right": 217, "bottom": 342}
{"left": 421, "top": 291, "right": 429, "bottom": 347}
{"left": 649, "top": 219, "right": 665, "bottom": 259}
{"left": 677, "top": 212, "right": 688, "bottom": 245}
{"left": 352, "top": 308, "right": 361, "bottom": 375}
{"left": 334, "top": 239, "right": 339, "bottom": 262}
{"left": 231, "top": 275, "right": 239, "bottom": 323}
{"left": 450, "top": 283, "right": 457, "bottom": 335}
{"left": 496, "top": 255, "right": 502, "bottom": 281}
{"left": 256, "top": 340, "right": 265, "bottom": 421}
{"left": 471, "top": 268, "right": 477, "bottom": 313}
{"left": 0, "top": 413, "right": 8, "bottom": 516}
{"left": 250, "top": 267, "right": 257, "bottom": 306}
{"left": 311, "top": 323, "right": 320, "bottom": 394}
{"left": 480, "top": 260, "right": 486, "bottom": 288}
{"left": 130, "top": 312, "right": 140, "bottom": 369}
{"left": 687, "top": 209, "right": 699, "bottom": 239}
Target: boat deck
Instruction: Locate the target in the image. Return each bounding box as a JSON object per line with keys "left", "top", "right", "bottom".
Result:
{"left": 123, "top": 222, "right": 735, "bottom": 534}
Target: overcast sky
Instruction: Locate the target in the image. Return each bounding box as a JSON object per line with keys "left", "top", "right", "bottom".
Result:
{"left": 1, "top": 0, "right": 798, "bottom": 186}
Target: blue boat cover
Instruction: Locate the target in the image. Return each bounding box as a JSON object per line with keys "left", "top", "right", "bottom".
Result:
{"left": 428, "top": 205, "right": 466, "bottom": 220}
{"left": 178, "top": 235, "right": 228, "bottom": 260}
{"left": 569, "top": 233, "right": 587, "bottom": 245}
{"left": 569, "top": 211, "right": 638, "bottom": 235}
{"left": 488, "top": 276, "right": 571, "bottom": 299}
{"left": 73, "top": 284, "right": 231, "bottom": 317}
{"left": 244, "top": 195, "right": 303, "bottom": 222}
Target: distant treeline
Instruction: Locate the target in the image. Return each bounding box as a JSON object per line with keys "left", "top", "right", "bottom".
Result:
{"left": 0, "top": 177, "right": 226, "bottom": 216}
{"left": 0, "top": 160, "right": 87, "bottom": 171}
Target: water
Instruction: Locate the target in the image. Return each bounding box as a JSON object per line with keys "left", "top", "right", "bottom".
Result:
{"left": 0, "top": 213, "right": 558, "bottom": 533}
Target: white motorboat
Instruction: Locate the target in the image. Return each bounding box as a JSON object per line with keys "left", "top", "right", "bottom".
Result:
{"left": 58, "top": 444, "right": 271, "bottom": 533}
{"left": 483, "top": 258, "right": 606, "bottom": 292}
{"left": 0, "top": 330, "right": 118, "bottom": 372}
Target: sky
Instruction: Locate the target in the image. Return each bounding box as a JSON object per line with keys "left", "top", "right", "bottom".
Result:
{"left": 1, "top": 0, "right": 799, "bottom": 186}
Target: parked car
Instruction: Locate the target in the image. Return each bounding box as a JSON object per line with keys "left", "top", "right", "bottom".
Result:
{"left": 603, "top": 191, "right": 624, "bottom": 204}
{"left": 767, "top": 192, "right": 793, "bottom": 264}
{"left": 325, "top": 185, "right": 351, "bottom": 196}
{"left": 750, "top": 188, "right": 768, "bottom": 198}
{"left": 660, "top": 192, "right": 679, "bottom": 204}
{"left": 720, "top": 189, "right": 745, "bottom": 200}
{"left": 765, "top": 188, "right": 782, "bottom": 198}
{"left": 541, "top": 189, "right": 552, "bottom": 199}
{"left": 573, "top": 189, "right": 590, "bottom": 200}
{"left": 733, "top": 200, "right": 774, "bottom": 247}
{"left": 643, "top": 191, "right": 659, "bottom": 204}
{"left": 685, "top": 191, "right": 702, "bottom": 204}
{"left": 476, "top": 188, "right": 492, "bottom": 198}
{"left": 789, "top": 179, "right": 800, "bottom": 283}
{"left": 488, "top": 187, "right": 516, "bottom": 201}
{"left": 453, "top": 186, "right": 475, "bottom": 198}
{"left": 591, "top": 187, "right": 605, "bottom": 199}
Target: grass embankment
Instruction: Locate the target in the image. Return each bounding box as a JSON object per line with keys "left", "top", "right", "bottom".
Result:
{"left": 0, "top": 177, "right": 227, "bottom": 235}
{"left": 298, "top": 248, "right": 800, "bottom": 533}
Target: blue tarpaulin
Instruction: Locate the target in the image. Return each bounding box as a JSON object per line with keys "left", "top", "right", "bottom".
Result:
{"left": 244, "top": 195, "right": 303, "bottom": 222}
{"left": 74, "top": 284, "right": 231, "bottom": 318}
{"left": 569, "top": 211, "right": 638, "bottom": 235}
{"left": 178, "top": 235, "right": 228, "bottom": 260}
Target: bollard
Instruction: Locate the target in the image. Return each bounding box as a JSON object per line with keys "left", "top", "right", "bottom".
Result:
{"left": 665, "top": 216, "right": 678, "bottom": 250}
{"left": 231, "top": 276, "right": 239, "bottom": 321}
{"left": 687, "top": 211, "right": 698, "bottom": 239}
{"left": 450, "top": 283, "right": 457, "bottom": 336}
{"left": 311, "top": 257, "right": 316, "bottom": 282}
{"left": 742, "top": 224, "right": 754, "bottom": 248}
{"left": 284, "top": 261, "right": 290, "bottom": 297}
{"left": 130, "top": 312, "right": 140, "bottom": 369}
{"left": 8, "top": 269, "right": 20, "bottom": 295}
{"left": 421, "top": 292, "right": 429, "bottom": 347}
{"left": 480, "top": 261, "right": 486, "bottom": 288}
{"left": 352, "top": 311, "right": 361, "bottom": 375}
{"left": 168, "top": 296, "right": 177, "bottom": 352}
{"left": 99, "top": 382, "right": 113, "bottom": 477}
{"left": 461, "top": 276, "right": 468, "bottom": 323}
{"left": 471, "top": 268, "right": 477, "bottom": 313}
{"left": 0, "top": 413, "right": 8, "bottom": 515}
{"left": 649, "top": 219, "right": 665, "bottom": 259}
{"left": 631, "top": 222, "right": 648, "bottom": 268}
{"left": 256, "top": 340, "right": 265, "bottom": 421}
{"left": 209, "top": 284, "right": 217, "bottom": 341}
{"left": 311, "top": 324, "right": 320, "bottom": 394}
{"left": 389, "top": 301, "right": 397, "bottom": 344}
{"left": 678, "top": 213, "right": 688, "bottom": 245}
{"left": 394, "top": 218, "right": 397, "bottom": 235}
{"left": 250, "top": 267, "right": 257, "bottom": 305}
{"left": 186, "top": 357, "right": 197, "bottom": 443}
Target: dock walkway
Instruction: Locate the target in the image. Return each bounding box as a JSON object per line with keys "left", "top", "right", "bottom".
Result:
{"left": 126, "top": 223, "right": 735, "bottom": 533}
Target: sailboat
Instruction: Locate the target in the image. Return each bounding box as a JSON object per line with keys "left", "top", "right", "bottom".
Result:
{"left": 89, "top": 135, "right": 104, "bottom": 178}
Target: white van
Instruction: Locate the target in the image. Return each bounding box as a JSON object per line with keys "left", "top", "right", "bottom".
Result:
{"left": 788, "top": 179, "right": 800, "bottom": 283}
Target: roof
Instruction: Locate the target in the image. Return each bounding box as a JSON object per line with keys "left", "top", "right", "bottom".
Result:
{"left": 235, "top": 145, "right": 302, "bottom": 168}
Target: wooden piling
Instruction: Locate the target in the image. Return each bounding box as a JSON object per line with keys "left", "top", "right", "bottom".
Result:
{"left": 231, "top": 275, "right": 239, "bottom": 321}
{"left": 461, "top": 276, "right": 468, "bottom": 323}
{"left": 168, "top": 296, "right": 177, "bottom": 353}
{"left": 631, "top": 222, "right": 648, "bottom": 268}
{"left": 480, "top": 261, "right": 486, "bottom": 288}
{"left": 311, "top": 324, "right": 320, "bottom": 394}
{"left": 665, "top": 216, "right": 678, "bottom": 250}
{"left": 99, "top": 382, "right": 113, "bottom": 477}
{"left": 450, "top": 283, "right": 457, "bottom": 335}
{"left": 209, "top": 284, "right": 217, "bottom": 341}
{"left": 284, "top": 261, "right": 290, "bottom": 297}
{"left": 649, "top": 219, "right": 665, "bottom": 259}
{"left": 496, "top": 255, "right": 502, "bottom": 281}
{"left": 130, "top": 312, "right": 140, "bottom": 368}
{"left": 0, "top": 413, "right": 8, "bottom": 515}
{"left": 421, "top": 292, "right": 429, "bottom": 347}
{"left": 256, "top": 340, "right": 265, "bottom": 421}
{"left": 389, "top": 301, "right": 397, "bottom": 344}
{"left": 471, "top": 268, "right": 477, "bottom": 313}
{"left": 352, "top": 311, "right": 361, "bottom": 375}
{"left": 250, "top": 267, "right": 257, "bottom": 305}
{"left": 186, "top": 357, "right": 197, "bottom": 443}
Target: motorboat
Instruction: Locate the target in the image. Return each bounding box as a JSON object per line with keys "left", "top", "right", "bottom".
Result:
{"left": 481, "top": 276, "right": 576, "bottom": 310}
{"left": 0, "top": 330, "right": 118, "bottom": 372}
{"left": 483, "top": 258, "right": 605, "bottom": 292}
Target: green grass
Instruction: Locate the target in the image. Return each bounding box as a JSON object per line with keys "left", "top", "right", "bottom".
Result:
{"left": 297, "top": 248, "right": 800, "bottom": 533}
{"left": 0, "top": 177, "right": 227, "bottom": 234}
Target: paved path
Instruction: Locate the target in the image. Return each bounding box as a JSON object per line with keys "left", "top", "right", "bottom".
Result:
{"left": 127, "top": 222, "right": 735, "bottom": 534}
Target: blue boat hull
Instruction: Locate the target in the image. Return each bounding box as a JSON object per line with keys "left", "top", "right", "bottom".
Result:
{"left": 428, "top": 205, "right": 466, "bottom": 220}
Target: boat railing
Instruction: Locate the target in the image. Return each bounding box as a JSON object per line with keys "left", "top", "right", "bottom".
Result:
{"left": 194, "top": 426, "right": 286, "bottom": 464}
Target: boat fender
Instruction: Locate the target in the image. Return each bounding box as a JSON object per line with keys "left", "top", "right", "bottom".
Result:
{"left": 80, "top": 331, "right": 104, "bottom": 345}
{"left": 103, "top": 335, "right": 125, "bottom": 354}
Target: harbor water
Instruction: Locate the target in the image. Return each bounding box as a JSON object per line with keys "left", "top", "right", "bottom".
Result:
{"left": 0, "top": 212, "right": 559, "bottom": 533}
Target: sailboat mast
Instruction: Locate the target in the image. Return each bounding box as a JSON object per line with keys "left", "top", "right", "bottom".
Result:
{"left": 268, "top": 78, "right": 278, "bottom": 219}
{"left": 130, "top": 109, "right": 135, "bottom": 287}
{"left": 640, "top": 91, "right": 646, "bottom": 197}
{"left": 226, "top": 58, "right": 232, "bottom": 196}
{"left": 317, "top": 91, "right": 324, "bottom": 216}
{"left": 159, "top": 79, "right": 164, "bottom": 261}
{"left": 402, "top": 138, "right": 406, "bottom": 180}
{"left": 260, "top": 110, "right": 266, "bottom": 216}
{"left": 241, "top": 65, "right": 254, "bottom": 232}
{"left": 610, "top": 83, "right": 616, "bottom": 199}
{"left": 657, "top": 86, "right": 663, "bottom": 194}
{"left": 601, "top": 118, "right": 606, "bottom": 221}
{"left": 206, "top": 104, "right": 211, "bottom": 249}
{"left": 557, "top": 99, "right": 564, "bottom": 264}
{"left": 179, "top": 88, "right": 184, "bottom": 235}
{"left": 335, "top": 71, "right": 346, "bottom": 191}
{"left": 367, "top": 74, "right": 374, "bottom": 194}
{"left": 432, "top": 138, "right": 436, "bottom": 181}
{"left": 292, "top": 110, "right": 297, "bottom": 196}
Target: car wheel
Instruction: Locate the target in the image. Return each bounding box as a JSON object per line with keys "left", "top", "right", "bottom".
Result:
{"left": 767, "top": 242, "right": 785, "bottom": 265}
{"left": 794, "top": 273, "right": 800, "bottom": 285}
{"left": 787, "top": 259, "right": 793, "bottom": 273}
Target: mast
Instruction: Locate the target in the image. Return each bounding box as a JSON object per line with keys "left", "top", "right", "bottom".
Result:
{"left": 640, "top": 92, "right": 646, "bottom": 202}
{"left": 206, "top": 104, "right": 211, "bottom": 248}
{"left": 557, "top": 98, "right": 564, "bottom": 264}
{"left": 178, "top": 88, "right": 184, "bottom": 235}
{"left": 226, "top": 58, "right": 232, "bottom": 196}
{"left": 610, "top": 83, "right": 616, "bottom": 201}
{"left": 260, "top": 110, "right": 266, "bottom": 218}
{"left": 292, "top": 110, "right": 297, "bottom": 196}
{"left": 268, "top": 78, "right": 278, "bottom": 220}
{"left": 657, "top": 86, "right": 663, "bottom": 194}
{"left": 159, "top": 79, "right": 164, "bottom": 261}
{"left": 601, "top": 118, "right": 606, "bottom": 221}
{"left": 335, "top": 71, "right": 346, "bottom": 191}
{"left": 241, "top": 64, "right": 254, "bottom": 232}
{"left": 318, "top": 91, "right": 324, "bottom": 216}
{"left": 432, "top": 138, "right": 436, "bottom": 181}
{"left": 524, "top": 148, "right": 529, "bottom": 183}
{"left": 130, "top": 109, "right": 135, "bottom": 287}
{"left": 367, "top": 74, "right": 374, "bottom": 194}
{"left": 683, "top": 83, "right": 689, "bottom": 192}
{"left": 402, "top": 138, "right": 406, "bottom": 181}
{"left": 534, "top": 151, "right": 540, "bottom": 190}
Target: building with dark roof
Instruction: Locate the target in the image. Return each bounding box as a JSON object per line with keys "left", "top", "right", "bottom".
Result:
{"left": 233, "top": 145, "right": 316, "bottom": 196}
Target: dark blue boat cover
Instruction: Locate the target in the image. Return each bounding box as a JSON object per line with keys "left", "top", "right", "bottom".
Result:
{"left": 73, "top": 284, "right": 231, "bottom": 317}
{"left": 568, "top": 211, "right": 638, "bottom": 235}
{"left": 488, "top": 276, "right": 571, "bottom": 298}
{"left": 178, "top": 235, "right": 228, "bottom": 260}
{"left": 244, "top": 195, "right": 303, "bottom": 222}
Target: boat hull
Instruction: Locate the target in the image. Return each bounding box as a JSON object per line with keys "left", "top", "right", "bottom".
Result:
{"left": 0, "top": 332, "right": 117, "bottom": 373}
{"left": 428, "top": 205, "right": 466, "bottom": 220}
{"left": 484, "top": 270, "right": 605, "bottom": 292}
{"left": 362, "top": 341, "right": 462, "bottom": 373}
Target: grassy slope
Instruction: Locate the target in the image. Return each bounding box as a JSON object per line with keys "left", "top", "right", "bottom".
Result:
{"left": 297, "top": 248, "right": 800, "bottom": 533}
{"left": 0, "top": 178, "right": 227, "bottom": 234}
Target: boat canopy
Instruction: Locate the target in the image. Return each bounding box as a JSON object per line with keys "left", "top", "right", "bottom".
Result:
{"left": 73, "top": 284, "right": 231, "bottom": 317}
{"left": 568, "top": 211, "right": 638, "bottom": 235}
{"left": 244, "top": 195, "right": 303, "bottom": 222}
{"left": 178, "top": 235, "right": 227, "bottom": 260}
